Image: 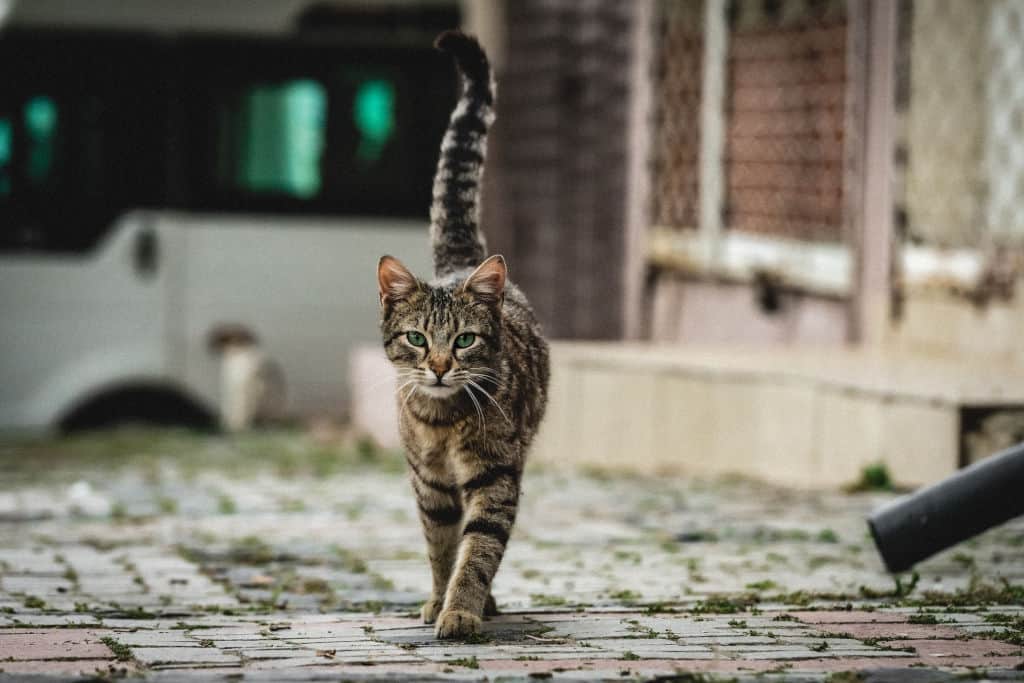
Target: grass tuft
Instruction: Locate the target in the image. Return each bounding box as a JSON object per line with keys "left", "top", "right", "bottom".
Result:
{"left": 844, "top": 463, "right": 895, "bottom": 492}
{"left": 101, "top": 636, "right": 134, "bottom": 662}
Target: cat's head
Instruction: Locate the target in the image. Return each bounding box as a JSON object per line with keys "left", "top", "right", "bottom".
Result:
{"left": 377, "top": 254, "right": 506, "bottom": 399}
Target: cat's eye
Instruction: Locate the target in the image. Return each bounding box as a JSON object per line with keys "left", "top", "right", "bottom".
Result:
{"left": 454, "top": 333, "right": 476, "bottom": 349}
{"left": 406, "top": 331, "right": 427, "bottom": 347}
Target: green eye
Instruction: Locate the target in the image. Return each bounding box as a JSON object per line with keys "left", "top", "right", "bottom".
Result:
{"left": 406, "top": 331, "right": 427, "bottom": 347}
{"left": 454, "top": 333, "right": 476, "bottom": 349}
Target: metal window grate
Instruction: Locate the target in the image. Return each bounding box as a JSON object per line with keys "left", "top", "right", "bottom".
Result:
{"left": 723, "top": 0, "right": 847, "bottom": 243}
{"left": 651, "top": 0, "right": 704, "bottom": 231}
{"left": 651, "top": 0, "right": 848, "bottom": 243}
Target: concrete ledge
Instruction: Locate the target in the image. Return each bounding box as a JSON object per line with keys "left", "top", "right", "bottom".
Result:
{"left": 351, "top": 342, "right": 1024, "bottom": 488}
{"left": 531, "top": 343, "right": 1024, "bottom": 488}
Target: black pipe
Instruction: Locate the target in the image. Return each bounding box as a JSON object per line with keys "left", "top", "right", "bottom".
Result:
{"left": 867, "top": 441, "right": 1024, "bottom": 574}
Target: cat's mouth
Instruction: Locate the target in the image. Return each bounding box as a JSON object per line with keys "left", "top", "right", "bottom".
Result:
{"left": 418, "top": 383, "right": 461, "bottom": 399}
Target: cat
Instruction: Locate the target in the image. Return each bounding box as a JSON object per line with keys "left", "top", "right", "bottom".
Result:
{"left": 375, "top": 30, "right": 549, "bottom": 639}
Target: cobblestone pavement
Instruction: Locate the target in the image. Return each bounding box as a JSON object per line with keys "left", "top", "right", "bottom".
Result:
{"left": 0, "top": 429, "right": 1022, "bottom": 681}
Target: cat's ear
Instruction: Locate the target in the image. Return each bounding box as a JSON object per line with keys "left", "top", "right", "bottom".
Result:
{"left": 377, "top": 255, "right": 420, "bottom": 307}
{"left": 462, "top": 254, "right": 506, "bottom": 306}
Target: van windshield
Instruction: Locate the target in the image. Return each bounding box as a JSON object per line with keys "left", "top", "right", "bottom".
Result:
{"left": 0, "top": 30, "right": 454, "bottom": 253}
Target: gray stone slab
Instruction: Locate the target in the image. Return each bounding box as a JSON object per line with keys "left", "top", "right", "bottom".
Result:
{"left": 1, "top": 575, "right": 74, "bottom": 595}
{"left": 131, "top": 646, "right": 240, "bottom": 666}
{"left": 113, "top": 631, "right": 196, "bottom": 646}
{"left": 235, "top": 647, "right": 323, "bottom": 659}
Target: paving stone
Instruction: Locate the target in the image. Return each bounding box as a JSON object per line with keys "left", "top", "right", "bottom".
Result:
{"left": 673, "top": 634, "right": 781, "bottom": 645}
{"left": 731, "top": 647, "right": 862, "bottom": 660}
{"left": 130, "top": 646, "right": 240, "bottom": 666}
{"left": 0, "top": 629, "right": 114, "bottom": 660}
{"left": 0, "top": 658, "right": 124, "bottom": 675}
{"left": 537, "top": 619, "right": 637, "bottom": 640}
{"left": 236, "top": 647, "right": 324, "bottom": 659}
{"left": 957, "top": 623, "right": 1022, "bottom": 636}
{"left": 790, "top": 609, "right": 914, "bottom": 624}
{"left": 112, "top": 630, "right": 196, "bottom": 646}
{"left": 878, "top": 638, "right": 1024, "bottom": 657}
{"left": 1, "top": 575, "right": 74, "bottom": 595}
{"left": 494, "top": 645, "right": 628, "bottom": 659}
{"left": 415, "top": 644, "right": 525, "bottom": 660}
{"left": 2, "top": 432, "right": 1023, "bottom": 679}
{"left": 283, "top": 640, "right": 395, "bottom": 652}
{"left": 808, "top": 621, "right": 963, "bottom": 640}
{"left": 241, "top": 654, "right": 426, "bottom": 670}
{"left": 1, "top": 615, "right": 102, "bottom": 627}
{"left": 0, "top": 550, "right": 63, "bottom": 574}
{"left": 275, "top": 626, "right": 377, "bottom": 639}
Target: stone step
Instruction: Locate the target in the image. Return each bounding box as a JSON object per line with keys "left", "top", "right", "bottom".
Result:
{"left": 533, "top": 343, "right": 1024, "bottom": 488}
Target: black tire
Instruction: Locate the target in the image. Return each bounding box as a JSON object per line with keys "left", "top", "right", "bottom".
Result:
{"left": 58, "top": 383, "right": 217, "bottom": 433}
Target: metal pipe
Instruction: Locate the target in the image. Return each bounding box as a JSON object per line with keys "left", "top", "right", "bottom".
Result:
{"left": 867, "top": 441, "right": 1024, "bottom": 574}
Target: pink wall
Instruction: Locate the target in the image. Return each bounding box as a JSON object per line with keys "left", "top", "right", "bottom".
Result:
{"left": 649, "top": 279, "right": 850, "bottom": 346}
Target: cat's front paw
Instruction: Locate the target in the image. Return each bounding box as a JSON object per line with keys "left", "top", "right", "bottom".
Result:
{"left": 421, "top": 596, "right": 444, "bottom": 624}
{"left": 434, "top": 608, "right": 481, "bottom": 639}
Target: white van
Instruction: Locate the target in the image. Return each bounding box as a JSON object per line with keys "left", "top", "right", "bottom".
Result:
{"left": 0, "top": 1, "right": 458, "bottom": 429}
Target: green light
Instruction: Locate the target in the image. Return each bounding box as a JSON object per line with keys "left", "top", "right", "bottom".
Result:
{"left": 241, "top": 80, "right": 325, "bottom": 198}
{"left": 353, "top": 79, "right": 395, "bottom": 163}
{"left": 0, "top": 118, "right": 9, "bottom": 195}
{"left": 24, "top": 96, "right": 58, "bottom": 185}
{"left": 25, "top": 96, "right": 57, "bottom": 136}
{"left": 283, "top": 80, "right": 326, "bottom": 197}
{"left": 0, "top": 118, "right": 10, "bottom": 164}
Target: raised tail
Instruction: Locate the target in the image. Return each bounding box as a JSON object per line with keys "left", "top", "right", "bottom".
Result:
{"left": 430, "top": 30, "right": 495, "bottom": 277}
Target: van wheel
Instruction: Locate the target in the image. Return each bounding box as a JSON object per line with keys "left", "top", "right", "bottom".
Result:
{"left": 58, "top": 384, "right": 217, "bottom": 433}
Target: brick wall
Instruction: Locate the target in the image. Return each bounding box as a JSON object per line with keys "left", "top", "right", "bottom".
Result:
{"left": 482, "top": 0, "right": 634, "bottom": 340}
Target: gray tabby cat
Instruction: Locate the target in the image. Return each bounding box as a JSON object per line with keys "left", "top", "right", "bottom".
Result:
{"left": 376, "top": 30, "right": 549, "bottom": 639}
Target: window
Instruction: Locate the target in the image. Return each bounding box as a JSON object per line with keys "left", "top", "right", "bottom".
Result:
{"left": 192, "top": 42, "right": 454, "bottom": 217}
{"left": 0, "top": 31, "right": 167, "bottom": 252}
{"left": 648, "top": 0, "right": 853, "bottom": 297}
{"left": 0, "top": 24, "right": 456, "bottom": 252}
{"left": 217, "top": 79, "right": 327, "bottom": 199}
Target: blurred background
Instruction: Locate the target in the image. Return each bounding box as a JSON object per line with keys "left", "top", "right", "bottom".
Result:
{"left": 2, "top": 0, "right": 1024, "bottom": 489}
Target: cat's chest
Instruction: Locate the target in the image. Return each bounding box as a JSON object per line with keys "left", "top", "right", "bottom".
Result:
{"left": 402, "top": 417, "right": 467, "bottom": 459}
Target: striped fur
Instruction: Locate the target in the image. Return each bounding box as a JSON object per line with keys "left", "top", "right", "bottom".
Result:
{"left": 375, "top": 31, "right": 549, "bottom": 640}
{"left": 429, "top": 30, "right": 494, "bottom": 278}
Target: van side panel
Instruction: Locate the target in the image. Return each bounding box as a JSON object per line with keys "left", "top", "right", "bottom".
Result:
{"left": 171, "top": 215, "right": 432, "bottom": 419}
{"left": 0, "top": 214, "right": 171, "bottom": 428}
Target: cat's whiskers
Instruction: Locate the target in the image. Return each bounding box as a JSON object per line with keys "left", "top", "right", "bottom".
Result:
{"left": 394, "top": 378, "right": 417, "bottom": 396}
{"left": 461, "top": 385, "right": 486, "bottom": 431}
{"left": 463, "top": 370, "right": 503, "bottom": 388}
{"left": 462, "top": 367, "right": 500, "bottom": 380}
{"left": 397, "top": 380, "right": 420, "bottom": 416}
{"left": 365, "top": 369, "right": 417, "bottom": 393}
{"left": 464, "top": 378, "right": 512, "bottom": 426}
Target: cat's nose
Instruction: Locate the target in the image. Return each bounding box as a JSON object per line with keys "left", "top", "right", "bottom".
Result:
{"left": 428, "top": 359, "right": 451, "bottom": 380}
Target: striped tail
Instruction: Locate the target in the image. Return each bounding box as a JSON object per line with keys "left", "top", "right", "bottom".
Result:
{"left": 430, "top": 30, "right": 495, "bottom": 277}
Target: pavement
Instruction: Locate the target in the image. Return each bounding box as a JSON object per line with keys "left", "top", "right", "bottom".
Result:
{"left": 0, "top": 428, "right": 1021, "bottom": 681}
